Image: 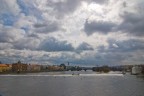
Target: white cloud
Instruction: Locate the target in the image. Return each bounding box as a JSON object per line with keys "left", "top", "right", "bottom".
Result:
{"left": 0, "top": 43, "right": 13, "bottom": 50}
{"left": 14, "top": 13, "right": 37, "bottom": 29}
{"left": 0, "top": 25, "right": 25, "bottom": 43}
{"left": 0, "top": 0, "right": 144, "bottom": 65}
{"left": 0, "top": 0, "right": 20, "bottom": 15}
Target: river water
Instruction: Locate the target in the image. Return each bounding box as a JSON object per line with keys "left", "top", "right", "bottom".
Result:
{"left": 0, "top": 71, "right": 144, "bottom": 96}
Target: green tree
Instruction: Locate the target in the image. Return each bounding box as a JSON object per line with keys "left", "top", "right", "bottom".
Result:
{"left": 17, "top": 60, "right": 21, "bottom": 64}
{"left": 60, "top": 64, "right": 66, "bottom": 69}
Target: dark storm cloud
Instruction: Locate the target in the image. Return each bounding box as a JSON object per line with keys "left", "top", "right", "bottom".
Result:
{"left": 84, "top": 19, "right": 116, "bottom": 35}
{"left": 47, "top": 0, "right": 81, "bottom": 17}
{"left": 47, "top": 0, "right": 107, "bottom": 18}
{"left": 116, "top": 1, "right": 144, "bottom": 36}
{"left": 77, "top": 42, "right": 93, "bottom": 51}
{"left": 83, "top": 1, "right": 144, "bottom": 37}
{"left": 94, "top": 39, "right": 144, "bottom": 65}
{"left": 118, "top": 12, "right": 144, "bottom": 36}
{"left": 33, "top": 23, "right": 47, "bottom": 28}
{"left": 39, "top": 37, "right": 74, "bottom": 52}
{"left": 13, "top": 38, "right": 39, "bottom": 50}
{"left": 84, "top": 11, "right": 144, "bottom": 36}
{"left": 96, "top": 47, "right": 122, "bottom": 62}
{"left": 111, "top": 39, "right": 144, "bottom": 52}
{"left": 27, "top": 33, "right": 40, "bottom": 38}
{"left": 95, "top": 51, "right": 127, "bottom": 65}
{"left": 0, "top": 31, "right": 13, "bottom": 43}
{"left": 33, "top": 22, "right": 60, "bottom": 33}
{"left": 98, "top": 39, "right": 144, "bottom": 53}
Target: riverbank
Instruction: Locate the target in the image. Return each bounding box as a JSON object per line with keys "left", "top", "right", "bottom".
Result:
{"left": 0, "top": 70, "right": 66, "bottom": 75}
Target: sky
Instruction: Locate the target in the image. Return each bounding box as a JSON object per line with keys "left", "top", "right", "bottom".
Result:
{"left": 0, "top": 0, "right": 144, "bottom": 66}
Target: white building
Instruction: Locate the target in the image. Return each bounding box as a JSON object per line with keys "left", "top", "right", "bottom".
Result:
{"left": 131, "top": 66, "right": 142, "bottom": 75}
{"left": 27, "top": 64, "right": 41, "bottom": 72}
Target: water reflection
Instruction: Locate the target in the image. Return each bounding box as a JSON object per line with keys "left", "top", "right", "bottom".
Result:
{"left": 136, "top": 75, "right": 144, "bottom": 80}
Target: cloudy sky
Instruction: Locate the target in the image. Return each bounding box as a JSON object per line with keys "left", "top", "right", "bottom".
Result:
{"left": 0, "top": 0, "right": 144, "bottom": 66}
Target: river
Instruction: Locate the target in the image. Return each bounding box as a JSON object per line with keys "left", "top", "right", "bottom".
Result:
{"left": 0, "top": 71, "right": 144, "bottom": 96}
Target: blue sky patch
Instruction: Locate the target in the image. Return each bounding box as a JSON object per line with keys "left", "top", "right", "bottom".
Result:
{"left": 0, "top": 13, "right": 17, "bottom": 26}
{"left": 17, "top": 0, "right": 42, "bottom": 19}
{"left": 17, "top": 0, "right": 29, "bottom": 15}
{"left": 21, "top": 26, "right": 29, "bottom": 32}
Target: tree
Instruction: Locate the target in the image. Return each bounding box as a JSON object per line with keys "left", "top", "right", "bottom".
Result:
{"left": 77, "top": 66, "right": 82, "bottom": 71}
{"left": 92, "top": 66, "right": 110, "bottom": 73}
{"left": 101, "top": 66, "right": 110, "bottom": 73}
{"left": 17, "top": 60, "right": 21, "bottom": 64}
{"left": 60, "top": 64, "right": 66, "bottom": 70}
{"left": 0, "top": 61, "right": 2, "bottom": 64}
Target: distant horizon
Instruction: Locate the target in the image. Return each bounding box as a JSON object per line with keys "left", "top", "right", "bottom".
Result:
{"left": 0, "top": 60, "right": 143, "bottom": 68}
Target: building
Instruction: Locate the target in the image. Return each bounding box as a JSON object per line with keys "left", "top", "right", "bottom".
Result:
{"left": 0, "top": 64, "right": 12, "bottom": 73}
{"left": 27, "top": 64, "right": 41, "bottom": 72}
{"left": 142, "top": 65, "right": 144, "bottom": 74}
{"left": 12, "top": 61, "right": 28, "bottom": 72}
{"left": 47, "top": 65, "right": 64, "bottom": 71}
{"left": 41, "top": 65, "right": 49, "bottom": 71}
{"left": 131, "top": 65, "right": 142, "bottom": 75}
